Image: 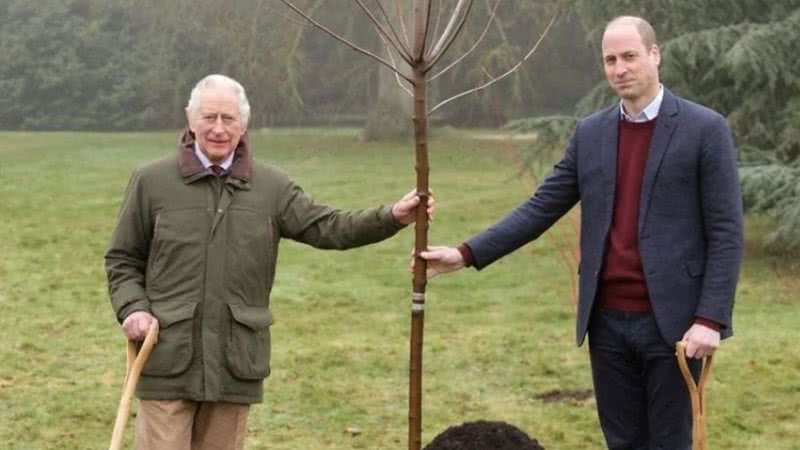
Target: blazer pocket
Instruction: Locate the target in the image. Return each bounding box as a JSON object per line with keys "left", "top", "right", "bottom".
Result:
{"left": 685, "top": 260, "right": 706, "bottom": 278}
{"left": 226, "top": 304, "right": 274, "bottom": 380}
{"left": 142, "top": 302, "right": 198, "bottom": 376}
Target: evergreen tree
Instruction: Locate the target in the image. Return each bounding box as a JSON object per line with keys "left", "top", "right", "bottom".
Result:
{"left": 512, "top": 1, "right": 800, "bottom": 249}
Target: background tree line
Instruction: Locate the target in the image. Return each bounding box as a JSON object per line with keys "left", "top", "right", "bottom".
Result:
{"left": 0, "top": 0, "right": 297, "bottom": 129}
{"left": 0, "top": 0, "right": 594, "bottom": 130}
{"left": 1, "top": 0, "right": 797, "bottom": 248}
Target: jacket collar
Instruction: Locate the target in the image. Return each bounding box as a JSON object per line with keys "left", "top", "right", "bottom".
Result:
{"left": 619, "top": 84, "right": 665, "bottom": 122}
{"left": 657, "top": 87, "right": 680, "bottom": 118}
{"left": 177, "top": 128, "right": 252, "bottom": 186}
{"left": 603, "top": 87, "right": 680, "bottom": 124}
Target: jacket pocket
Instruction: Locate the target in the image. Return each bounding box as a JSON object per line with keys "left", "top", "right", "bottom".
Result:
{"left": 686, "top": 260, "right": 706, "bottom": 278}
{"left": 226, "top": 304, "right": 274, "bottom": 380}
{"left": 142, "top": 302, "right": 198, "bottom": 376}
{"left": 148, "top": 213, "right": 162, "bottom": 271}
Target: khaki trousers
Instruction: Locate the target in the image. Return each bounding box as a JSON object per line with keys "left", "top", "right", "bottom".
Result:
{"left": 135, "top": 399, "right": 250, "bottom": 450}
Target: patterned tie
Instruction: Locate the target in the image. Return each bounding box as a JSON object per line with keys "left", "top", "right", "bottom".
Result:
{"left": 210, "top": 165, "right": 224, "bottom": 177}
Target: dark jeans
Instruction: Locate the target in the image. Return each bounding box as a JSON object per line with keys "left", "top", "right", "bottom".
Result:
{"left": 588, "top": 308, "right": 700, "bottom": 450}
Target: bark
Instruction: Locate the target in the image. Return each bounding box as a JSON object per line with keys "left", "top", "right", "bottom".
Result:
{"left": 408, "top": 3, "right": 429, "bottom": 448}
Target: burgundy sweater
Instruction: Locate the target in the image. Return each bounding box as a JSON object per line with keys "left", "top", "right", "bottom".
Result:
{"left": 596, "top": 119, "right": 656, "bottom": 312}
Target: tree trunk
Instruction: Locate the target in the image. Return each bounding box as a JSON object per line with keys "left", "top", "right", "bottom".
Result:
{"left": 409, "top": 3, "right": 429, "bottom": 449}
{"left": 408, "top": 62, "right": 428, "bottom": 450}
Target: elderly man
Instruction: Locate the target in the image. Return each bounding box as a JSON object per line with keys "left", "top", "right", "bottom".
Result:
{"left": 421, "top": 16, "right": 743, "bottom": 449}
{"left": 106, "top": 74, "right": 432, "bottom": 450}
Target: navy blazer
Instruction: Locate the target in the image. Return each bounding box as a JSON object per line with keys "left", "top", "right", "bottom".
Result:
{"left": 467, "top": 89, "right": 744, "bottom": 346}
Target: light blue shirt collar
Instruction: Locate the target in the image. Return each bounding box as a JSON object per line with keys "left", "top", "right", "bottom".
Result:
{"left": 194, "top": 143, "right": 234, "bottom": 171}
{"left": 620, "top": 85, "right": 664, "bottom": 122}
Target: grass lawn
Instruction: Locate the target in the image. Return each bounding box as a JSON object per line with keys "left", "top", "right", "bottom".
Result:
{"left": 0, "top": 128, "right": 797, "bottom": 449}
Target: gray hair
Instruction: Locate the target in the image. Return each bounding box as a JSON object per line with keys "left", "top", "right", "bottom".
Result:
{"left": 186, "top": 74, "right": 251, "bottom": 126}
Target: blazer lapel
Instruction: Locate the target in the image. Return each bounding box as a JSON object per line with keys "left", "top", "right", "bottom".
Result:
{"left": 638, "top": 90, "right": 679, "bottom": 234}
{"left": 601, "top": 107, "right": 620, "bottom": 229}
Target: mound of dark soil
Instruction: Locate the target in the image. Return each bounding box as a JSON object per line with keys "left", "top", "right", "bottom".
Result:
{"left": 423, "top": 420, "right": 544, "bottom": 450}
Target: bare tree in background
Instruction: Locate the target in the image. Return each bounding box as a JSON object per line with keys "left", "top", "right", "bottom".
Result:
{"left": 278, "top": 1, "right": 558, "bottom": 448}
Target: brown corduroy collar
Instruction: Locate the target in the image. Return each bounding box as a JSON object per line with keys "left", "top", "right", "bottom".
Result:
{"left": 177, "top": 128, "right": 252, "bottom": 182}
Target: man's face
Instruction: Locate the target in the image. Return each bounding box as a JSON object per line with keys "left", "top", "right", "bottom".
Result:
{"left": 601, "top": 23, "right": 660, "bottom": 105}
{"left": 187, "top": 88, "right": 245, "bottom": 163}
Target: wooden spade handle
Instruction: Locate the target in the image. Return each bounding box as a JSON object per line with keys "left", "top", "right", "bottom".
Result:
{"left": 109, "top": 322, "right": 159, "bottom": 450}
{"left": 675, "top": 341, "right": 714, "bottom": 450}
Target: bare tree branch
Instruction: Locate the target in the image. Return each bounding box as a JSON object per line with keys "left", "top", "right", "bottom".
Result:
{"left": 428, "top": 0, "right": 447, "bottom": 53}
{"left": 392, "top": 0, "right": 412, "bottom": 51}
{"left": 428, "top": 0, "right": 501, "bottom": 82}
{"left": 374, "top": 0, "right": 412, "bottom": 58}
{"left": 279, "top": 0, "right": 414, "bottom": 84}
{"left": 428, "top": 9, "right": 559, "bottom": 115}
{"left": 419, "top": 0, "right": 433, "bottom": 60}
{"left": 412, "top": 0, "right": 426, "bottom": 58}
{"left": 376, "top": 30, "right": 414, "bottom": 98}
{"left": 427, "top": 0, "right": 472, "bottom": 61}
{"left": 488, "top": 0, "right": 509, "bottom": 42}
{"left": 353, "top": 0, "right": 414, "bottom": 64}
{"left": 424, "top": 0, "right": 474, "bottom": 71}
{"left": 362, "top": 10, "right": 415, "bottom": 102}
{"left": 266, "top": 3, "right": 312, "bottom": 28}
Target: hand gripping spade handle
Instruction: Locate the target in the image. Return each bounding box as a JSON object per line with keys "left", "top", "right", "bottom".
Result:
{"left": 109, "top": 322, "right": 159, "bottom": 450}
{"left": 675, "top": 340, "right": 714, "bottom": 450}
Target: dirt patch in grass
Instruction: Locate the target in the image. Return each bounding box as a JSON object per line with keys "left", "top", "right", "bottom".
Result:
{"left": 424, "top": 420, "right": 544, "bottom": 450}
{"left": 534, "top": 388, "right": 594, "bottom": 405}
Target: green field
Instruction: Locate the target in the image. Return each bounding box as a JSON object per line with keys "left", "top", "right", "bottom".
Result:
{"left": 0, "top": 129, "right": 797, "bottom": 449}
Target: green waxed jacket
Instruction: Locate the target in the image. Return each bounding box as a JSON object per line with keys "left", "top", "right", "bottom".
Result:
{"left": 105, "top": 130, "right": 404, "bottom": 403}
